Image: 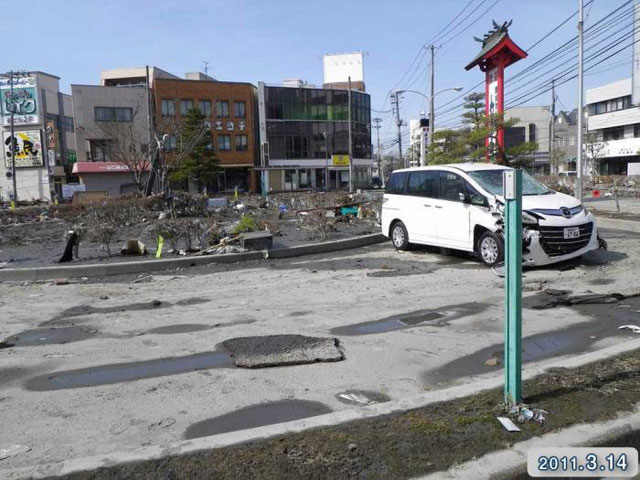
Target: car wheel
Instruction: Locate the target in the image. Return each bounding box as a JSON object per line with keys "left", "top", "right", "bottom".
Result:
{"left": 391, "top": 221, "right": 409, "bottom": 250}
{"left": 477, "top": 231, "right": 504, "bottom": 267}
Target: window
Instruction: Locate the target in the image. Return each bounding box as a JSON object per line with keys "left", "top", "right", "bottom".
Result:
{"left": 603, "top": 126, "right": 624, "bottom": 141}
{"left": 218, "top": 134, "right": 231, "bottom": 151}
{"left": 407, "top": 170, "right": 438, "bottom": 197}
{"left": 634, "top": 124, "right": 640, "bottom": 138}
{"left": 61, "top": 116, "right": 74, "bottom": 132}
{"left": 528, "top": 123, "right": 536, "bottom": 143}
{"left": 94, "top": 107, "right": 132, "bottom": 122}
{"left": 385, "top": 172, "right": 408, "bottom": 194}
{"left": 235, "top": 134, "right": 248, "bottom": 151}
{"left": 161, "top": 99, "right": 175, "bottom": 116}
{"left": 466, "top": 182, "right": 487, "bottom": 206}
{"left": 439, "top": 172, "right": 467, "bottom": 202}
{"left": 216, "top": 100, "right": 229, "bottom": 117}
{"left": 234, "top": 101, "right": 246, "bottom": 118}
{"left": 180, "top": 99, "right": 193, "bottom": 116}
{"left": 199, "top": 100, "right": 212, "bottom": 116}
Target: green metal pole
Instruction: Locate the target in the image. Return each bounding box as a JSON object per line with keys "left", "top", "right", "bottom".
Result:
{"left": 504, "top": 169, "right": 523, "bottom": 406}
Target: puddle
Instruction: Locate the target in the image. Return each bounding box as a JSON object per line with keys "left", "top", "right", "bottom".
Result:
{"left": 183, "top": 400, "right": 332, "bottom": 439}
{"left": 44, "top": 297, "right": 212, "bottom": 326}
{"left": 24, "top": 351, "right": 233, "bottom": 391}
{"left": 147, "top": 324, "right": 213, "bottom": 335}
{"left": 3, "top": 326, "right": 98, "bottom": 347}
{"left": 423, "top": 298, "right": 640, "bottom": 386}
{"left": 335, "top": 390, "right": 391, "bottom": 406}
{"left": 330, "top": 303, "right": 489, "bottom": 336}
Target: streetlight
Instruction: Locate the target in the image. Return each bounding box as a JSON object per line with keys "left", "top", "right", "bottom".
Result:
{"left": 396, "top": 87, "right": 463, "bottom": 165}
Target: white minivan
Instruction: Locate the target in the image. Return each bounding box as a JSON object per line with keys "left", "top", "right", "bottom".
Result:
{"left": 381, "top": 163, "right": 600, "bottom": 267}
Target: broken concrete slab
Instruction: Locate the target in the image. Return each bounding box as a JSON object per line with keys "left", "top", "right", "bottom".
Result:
{"left": 241, "top": 231, "right": 273, "bottom": 251}
{"left": 222, "top": 334, "right": 343, "bottom": 368}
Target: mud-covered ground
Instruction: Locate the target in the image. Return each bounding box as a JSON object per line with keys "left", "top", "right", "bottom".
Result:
{"left": 1, "top": 229, "right": 639, "bottom": 478}
{"left": 0, "top": 208, "right": 378, "bottom": 269}
{"left": 59, "top": 349, "right": 640, "bottom": 480}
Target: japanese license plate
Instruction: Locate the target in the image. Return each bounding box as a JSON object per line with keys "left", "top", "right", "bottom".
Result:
{"left": 564, "top": 227, "right": 580, "bottom": 239}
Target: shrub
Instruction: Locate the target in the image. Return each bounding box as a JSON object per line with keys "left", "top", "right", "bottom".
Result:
{"left": 232, "top": 215, "right": 260, "bottom": 235}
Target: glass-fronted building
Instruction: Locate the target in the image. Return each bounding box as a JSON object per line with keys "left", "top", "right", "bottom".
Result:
{"left": 257, "top": 82, "right": 372, "bottom": 191}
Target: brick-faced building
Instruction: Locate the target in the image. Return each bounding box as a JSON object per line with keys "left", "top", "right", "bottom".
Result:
{"left": 153, "top": 77, "right": 257, "bottom": 193}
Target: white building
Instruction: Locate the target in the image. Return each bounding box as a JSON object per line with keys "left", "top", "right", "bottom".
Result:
{"left": 0, "top": 72, "right": 76, "bottom": 203}
{"left": 586, "top": 78, "right": 640, "bottom": 175}
{"left": 504, "top": 106, "right": 552, "bottom": 175}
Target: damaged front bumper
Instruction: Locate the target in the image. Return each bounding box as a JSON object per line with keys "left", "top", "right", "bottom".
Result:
{"left": 520, "top": 215, "right": 599, "bottom": 267}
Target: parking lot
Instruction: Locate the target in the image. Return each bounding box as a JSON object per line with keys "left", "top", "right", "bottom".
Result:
{"left": 1, "top": 229, "right": 639, "bottom": 474}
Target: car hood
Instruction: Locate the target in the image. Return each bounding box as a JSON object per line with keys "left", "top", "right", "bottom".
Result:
{"left": 495, "top": 191, "right": 581, "bottom": 210}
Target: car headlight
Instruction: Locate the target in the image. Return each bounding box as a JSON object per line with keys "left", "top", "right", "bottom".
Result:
{"left": 522, "top": 211, "right": 539, "bottom": 225}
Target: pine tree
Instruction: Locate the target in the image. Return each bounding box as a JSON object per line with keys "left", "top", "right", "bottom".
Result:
{"left": 171, "top": 108, "right": 220, "bottom": 188}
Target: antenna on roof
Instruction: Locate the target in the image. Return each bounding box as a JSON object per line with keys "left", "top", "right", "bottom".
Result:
{"left": 203, "top": 61, "right": 209, "bottom": 76}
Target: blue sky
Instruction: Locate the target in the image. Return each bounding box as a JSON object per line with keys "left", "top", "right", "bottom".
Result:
{"left": 7, "top": 0, "right": 634, "bottom": 150}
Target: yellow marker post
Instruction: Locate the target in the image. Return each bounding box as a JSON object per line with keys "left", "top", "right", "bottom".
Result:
{"left": 10, "top": 200, "right": 15, "bottom": 211}
{"left": 234, "top": 186, "right": 238, "bottom": 200}
{"left": 156, "top": 235, "right": 164, "bottom": 259}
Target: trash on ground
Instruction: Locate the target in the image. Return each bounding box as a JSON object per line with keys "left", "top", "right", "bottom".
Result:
{"left": 0, "top": 444, "right": 31, "bottom": 461}
{"left": 618, "top": 325, "right": 640, "bottom": 334}
{"left": 497, "top": 417, "right": 521, "bottom": 432}
{"left": 120, "top": 239, "right": 147, "bottom": 255}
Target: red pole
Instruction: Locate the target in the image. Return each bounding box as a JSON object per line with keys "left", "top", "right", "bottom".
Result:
{"left": 497, "top": 59, "right": 505, "bottom": 163}
{"left": 485, "top": 70, "right": 490, "bottom": 162}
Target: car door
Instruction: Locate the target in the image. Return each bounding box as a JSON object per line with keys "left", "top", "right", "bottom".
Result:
{"left": 405, "top": 170, "right": 439, "bottom": 242}
{"left": 433, "top": 171, "right": 472, "bottom": 249}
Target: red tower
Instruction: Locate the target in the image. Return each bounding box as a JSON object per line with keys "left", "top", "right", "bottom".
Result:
{"left": 465, "top": 21, "right": 527, "bottom": 162}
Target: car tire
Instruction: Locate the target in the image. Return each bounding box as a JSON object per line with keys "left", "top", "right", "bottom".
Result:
{"left": 477, "top": 231, "right": 504, "bottom": 267}
{"left": 390, "top": 221, "right": 410, "bottom": 251}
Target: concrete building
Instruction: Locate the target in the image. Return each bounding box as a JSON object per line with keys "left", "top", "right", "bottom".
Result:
{"left": 322, "top": 52, "right": 366, "bottom": 92}
{"left": 257, "top": 81, "right": 372, "bottom": 191}
{"left": 154, "top": 77, "right": 258, "bottom": 193}
{"left": 0, "top": 71, "right": 75, "bottom": 203}
{"left": 71, "top": 161, "right": 149, "bottom": 198}
{"left": 71, "top": 84, "right": 149, "bottom": 165}
{"left": 551, "top": 109, "right": 578, "bottom": 173}
{"left": 504, "top": 105, "right": 552, "bottom": 174}
{"left": 585, "top": 78, "right": 640, "bottom": 175}
{"left": 100, "top": 67, "right": 178, "bottom": 87}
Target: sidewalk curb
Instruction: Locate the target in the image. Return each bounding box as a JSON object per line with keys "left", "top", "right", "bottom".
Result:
{"left": 0, "top": 233, "right": 387, "bottom": 282}
{"left": 420, "top": 408, "right": 640, "bottom": 480}
{"left": 4, "top": 339, "right": 640, "bottom": 479}
{"left": 596, "top": 215, "right": 640, "bottom": 233}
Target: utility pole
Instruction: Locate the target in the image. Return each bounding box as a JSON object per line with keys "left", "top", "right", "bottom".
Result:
{"left": 144, "top": 65, "right": 156, "bottom": 196}
{"left": 9, "top": 70, "right": 17, "bottom": 207}
{"left": 348, "top": 76, "right": 354, "bottom": 193}
{"left": 323, "top": 131, "right": 329, "bottom": 191}
{"left": 373, "top": 117, "right": 383, "bottom": 185}
{"left": 429, "top": 45, "right": 435, "bottom": 162}
{"left": 550, "top": 79, "right": 556, "bottom": 175}
{"left": 391, "top": 91, "right": 404, "bottom": 168}
{"left": 576, "top": 0, "right": 584, "bottom": 200}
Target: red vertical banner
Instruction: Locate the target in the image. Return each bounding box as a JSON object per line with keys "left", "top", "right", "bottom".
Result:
{"left": 497, "top": 60, "right": 505, "bottom": 162}
{"left": 487, "top": 68, "right": 498, "bottom": 162}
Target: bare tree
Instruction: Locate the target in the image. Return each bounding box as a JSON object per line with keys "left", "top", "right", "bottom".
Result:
{"left": 584, "top": 130, "right": 606, "bottom": 178}
{"left": 96, "top": 94, "right": 151, "bottom": 194}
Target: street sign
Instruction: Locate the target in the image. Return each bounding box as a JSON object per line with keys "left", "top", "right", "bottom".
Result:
{"left": 503, "top": 169, "right": 523, "bottom": 406}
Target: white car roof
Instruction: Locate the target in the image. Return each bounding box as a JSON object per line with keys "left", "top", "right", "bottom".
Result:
{"left": 393, "top": 162, "right": 513, "bottom": 173}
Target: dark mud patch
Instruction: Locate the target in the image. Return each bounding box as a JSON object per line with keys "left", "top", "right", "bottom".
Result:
{"left": 424, "top": 297, "right": 640, "bottom": 386}
{"left": 3, "top": 326, "right": 99, "bottom": 347}
{"left": 335, "top": 390, "right": 391, "bottom": 406}
{"left": 331, "top": 302, "right": 489, "bottom": 336}
{"left": 288, "top": 311, "right": 312, "bottom": 317}
{"left": 0, "top": 367, "right": 35, "bottom": 389}
{"left": 523, "top": 290, "right": 625, "bottom": 310}
{"left": 44, "top": 297, "right": 211, "bottom": 326}
{"left": 588, "top": 278, "right": 616, "bottom": 286}
{"left": 147, "top": 324, "right": 214, "bottom": 335}
{"left": 222, "top": 335, "right": 343, "bottom": 368}
{"left": 24, "top": 351, "right": 233, "bottom": 391}
{"left": 184, "top": 400, "right": 332, "bottom": 439}
{"left": 59, "top": 349, "right": 640, "bottom": 480}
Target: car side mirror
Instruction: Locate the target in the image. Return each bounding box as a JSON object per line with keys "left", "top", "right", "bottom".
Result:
{"left": 458, "top": 192, "right": 468, "bottom": 203}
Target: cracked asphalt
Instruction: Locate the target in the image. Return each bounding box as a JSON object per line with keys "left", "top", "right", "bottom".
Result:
{"left": 0, "top": 228, "right": 639, "bottom": 476}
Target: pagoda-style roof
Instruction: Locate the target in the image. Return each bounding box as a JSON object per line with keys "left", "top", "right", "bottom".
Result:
{"left": 465, "top": 20, "right": 527, "bottom": 71}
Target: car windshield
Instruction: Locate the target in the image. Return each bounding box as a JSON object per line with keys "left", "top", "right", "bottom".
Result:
{"left": 468, "top": 169, "right": 551, "bottom": 196}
